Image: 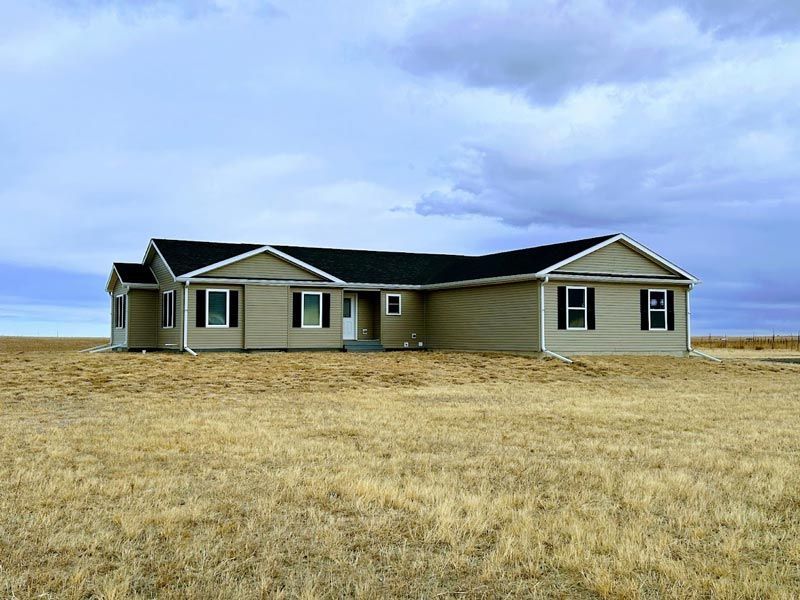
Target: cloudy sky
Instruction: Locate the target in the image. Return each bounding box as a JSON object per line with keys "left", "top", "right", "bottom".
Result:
{"left": 0, "top": 0, "right": 796, "bottom": 336}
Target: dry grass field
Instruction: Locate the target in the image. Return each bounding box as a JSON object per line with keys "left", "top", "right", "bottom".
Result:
{"left": 693, "top": 335, "right": 800, "bottom": 352}
{"left": 1, "top": 337, "right": 799, "bottom": 599}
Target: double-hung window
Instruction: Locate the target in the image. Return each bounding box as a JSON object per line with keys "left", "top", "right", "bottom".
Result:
{"left": 566, "top": 286, "right": 587, "bottom": 330}
{"left": 648, "top": 289, "right": 667, "bottom": 330}
{"left": 302, "top": 291, "right": 323, "bottom": 328}
{"left": 206, "top": 289, "right": 230, "bottom": 328}
{"left": 162, "top": 290, "right": 175, "bottom": 329}
{"left": 114, "top": 294, "right": 126, "bottom": 328}
{"left": 386, "top": 294, "right": 402, "bottom": 316}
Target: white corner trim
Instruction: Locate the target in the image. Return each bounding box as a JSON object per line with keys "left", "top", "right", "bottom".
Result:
{"left": 537, "top": 233, "right": 699, "bottom": 283}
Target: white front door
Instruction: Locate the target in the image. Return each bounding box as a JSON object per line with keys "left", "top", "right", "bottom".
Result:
{"left": 342, "top": 294, "right": 356, "bottom": 340}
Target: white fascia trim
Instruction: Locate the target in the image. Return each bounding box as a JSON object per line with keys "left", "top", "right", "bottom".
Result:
{"left": 105, "top": 266, "right": 119, "bottom": 293}
{"left": 424, "top": 273, "right": 539, "bottom": 290}
{"left": 180, "top": 277, "right": 422, "bottom": 289}
{"left": 142, "top": 240, "right": 177, "bottom": 281}
{"left": 125, "top": 283, "right": 159, "bottom": 290}
{"left": 537, "top": 234, "right": 699, "bottom": 283}
{"left": 177, "top": 245, "right": 345, "bottom": 283}
{"left": 547, "top": 274, "right": 693, "bottom": 285}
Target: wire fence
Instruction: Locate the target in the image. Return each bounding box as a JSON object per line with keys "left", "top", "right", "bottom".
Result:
{"left": 693, "top": 335, "right": 800, "bottom": 350}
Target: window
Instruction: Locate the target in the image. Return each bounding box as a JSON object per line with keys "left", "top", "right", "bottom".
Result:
{"left": 162, "top": 290, "right": 175, "bottom": 329}
{"left": 648, "top": 289, "right": 667, "bottom": 330}
{"left": 114, "top": 294, "right": 126, "bottom": 328}
{"left": 206, "top": 289, "right": 229, "bottom": 327}
{"left": 302, "top": 291, "right": 322, "bottom": 328}
{"left": 386, "top": 294, "right": 401, "bottom": 315}
{"left": 343, "top": 297, "right": 352, "bottom": 318}
{"left": 566, "top": 286, "right": 587, "bottom": 330}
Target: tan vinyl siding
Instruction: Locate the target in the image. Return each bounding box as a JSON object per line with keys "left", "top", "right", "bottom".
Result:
{"left": 556, "top": 241, "right": 674, "bottom": 276}
{"left": 127, "top": 289, "right": 158, "bottom": 348}
{"left": 288, "top": 287, "right": 343, "bottom": 349}
{"left": 150, "top": 253, "right": 183, "bottom": 349}
{"left": 187, "top": 285, "right": 245, "bottom": 350}
{"left": 150, "top": 253, "right": 174, "bottom": 285}
{"left": 111, "top": 280, "right": 126, "bottom": 346}
{"left": 244, "top": 285, "right": 289, "bottom": 349}
{"left": 545, "top": 282, "right": 687, "bottom": 355}
{"left": 425, "top": 281, "right": 539, "bottom": 352}
{"left": 205, "top": 252, "right": 322, "bottom": 280}
{"left": 380, "top": 290, "right": 425, "bottom": 349}
{"left": 356, "top": 292, "right": 380, "bottom": 340}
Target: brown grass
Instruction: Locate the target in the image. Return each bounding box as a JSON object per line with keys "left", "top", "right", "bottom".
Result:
{"left": 1, "top": 340, "right": 799, "bottom": 598}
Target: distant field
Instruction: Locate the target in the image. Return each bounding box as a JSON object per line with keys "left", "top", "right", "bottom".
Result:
{"left": 0, "top": 336, "right": 107, "bottom": 352}
{"left": 1, "top": 339, "right": 799, "bottom": 598}
{"left": 694, "top": 334, "right": 800, "bottom": 351}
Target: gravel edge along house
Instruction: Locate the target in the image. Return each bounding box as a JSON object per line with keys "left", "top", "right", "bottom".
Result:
{"left": 104, "top": 233, "right": 708, "bottom": 360}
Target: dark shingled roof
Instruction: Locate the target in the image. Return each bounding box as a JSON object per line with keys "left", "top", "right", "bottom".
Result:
{"left": 153, "top": 239, "right": 263, "bottom": 277}
{"left": 148, "top": 234, "right": 625, "bottom": 284}
{"left": 270, "top": 245, "right": 466, "bottom": 285}
{"left": 274, "top": 235, "right": 620, "bottom": 284}
{"left": 113, "top": 262, "right": 157, "bottom": 285}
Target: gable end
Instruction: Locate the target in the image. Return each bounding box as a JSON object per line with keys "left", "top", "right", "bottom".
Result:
{"left": 554, "top": 240, "right": 678, "bottom": 277}
{"left": 204, "top": 250, "right": 324, "bottom": 281}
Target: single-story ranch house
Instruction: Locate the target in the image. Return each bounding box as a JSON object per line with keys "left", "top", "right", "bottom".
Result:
{"left": 104, "top": 233, "right": 706, "bottom": 360}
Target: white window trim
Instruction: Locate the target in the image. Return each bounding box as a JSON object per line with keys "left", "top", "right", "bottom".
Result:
{"left": 162, "top": 290, "right": 175, "bottom": 329}
{"left": 566, "top": 286, "right": 587, "bottom": 331}
{"left": 115, "top": 294, "right": 126, "bottom": 329}
{"left": 386, "top": 293, "right": 402, "bottom": 316}
{"left": 648, "top": 289, "right": 668, "bottom": 331}
{"left": 205, "top": 289, "right": 230, "bottom": 328}
{"left": 301, "top": 291, "right": 323, "bottom": 328}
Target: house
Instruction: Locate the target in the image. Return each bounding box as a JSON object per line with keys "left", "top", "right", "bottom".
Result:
{"left": 104, "top": 233, "right": 704, "bottom": 359}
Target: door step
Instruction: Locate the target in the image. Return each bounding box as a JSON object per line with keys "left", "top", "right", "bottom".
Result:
{"left": 344, "top": 340, "right": 384, "bottom": 353}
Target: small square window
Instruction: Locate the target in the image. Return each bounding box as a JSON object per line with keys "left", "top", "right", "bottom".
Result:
{"left": 386, "top": 294, "right": 401, "bottom": 316}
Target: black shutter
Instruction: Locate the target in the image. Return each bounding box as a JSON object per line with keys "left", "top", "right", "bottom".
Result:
{"left": 667, "top": 290, "right": 675, "bottom": 331}
{"left": 229, "top": 291, "right": 239, "bottom": 327}
{"left": 196, "top": 290, "right": 206, "bottom": 327}
{"left": 640, "top": 289, "right": 649, "bottom": 330}
{"left": 172, "top": 292, "right": 176, "bottom": 327}
{"left": 122, "top": 295, "right": 126, "bottom": 328}
{"left": 161, "top": 294, "right": 167, "bottom": 328}
{"left": 292, "top": 292, "right": 302, "bottom": 328}
{"left": 587, "top": 288, "right": 596, "bottom": 330}
{"left": 322, "top": 293, "right": 331, "bottom": 328}
{"left": 557, "top": 286, "right": 566, "bottom": 330}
